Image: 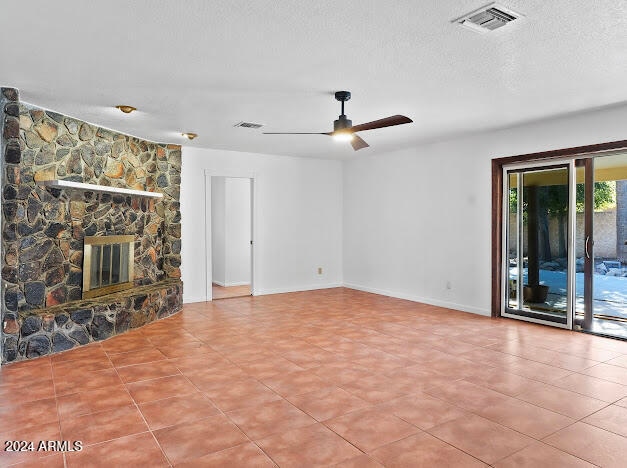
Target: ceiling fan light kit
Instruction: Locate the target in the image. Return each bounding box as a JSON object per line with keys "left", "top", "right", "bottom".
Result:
{"left": 332, "top": 132, "right": 354, "bottom": 142}
{"left": 263, "top": 90, "right": 412, "bottom": 151}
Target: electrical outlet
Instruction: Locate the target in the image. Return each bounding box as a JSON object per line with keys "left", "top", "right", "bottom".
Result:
{"left": 317, "top": 267, "right": 323, "bottom": 275}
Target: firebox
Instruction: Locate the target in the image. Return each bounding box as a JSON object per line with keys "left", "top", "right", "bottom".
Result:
{"left": 82, "top": 235, "right": 135, "bottom": 299}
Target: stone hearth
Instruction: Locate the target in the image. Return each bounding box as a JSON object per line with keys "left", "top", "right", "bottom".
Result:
{"left": 1, "top": 87, "right": 183, "bottom": 363}
{"left": 11, "top": 280, "right": 182, "bottom": 359}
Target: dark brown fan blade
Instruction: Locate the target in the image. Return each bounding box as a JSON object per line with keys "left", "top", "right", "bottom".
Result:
{"left": 263, "top": 132, "right": 332, "bottom": 135}
{"left": 349, "top": 115, "right": 412, "bottom": 133}
{"left": 351, "top": 134, "right": 369, "bottom": 151}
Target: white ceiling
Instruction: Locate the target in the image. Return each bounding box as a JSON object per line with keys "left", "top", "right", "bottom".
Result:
{"left": 1, "top": 0, "right": 626, "bottom": 159}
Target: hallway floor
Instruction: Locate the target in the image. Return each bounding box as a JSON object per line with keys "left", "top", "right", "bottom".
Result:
{"left": 1, "top": 288, "right": 626, "bottom": 467}
{"left": 211, "top": 283, "right": 251, "bottom": 300}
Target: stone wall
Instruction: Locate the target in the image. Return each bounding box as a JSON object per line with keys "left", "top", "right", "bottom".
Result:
{"left": 1, "top": 87, "right": 183, "bottom": 363}
{"left": 1, "top": 87, "right": 21, "bottom": 363}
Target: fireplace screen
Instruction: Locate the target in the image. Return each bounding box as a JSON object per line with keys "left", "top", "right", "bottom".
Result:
{"left": 82, "top": 235, "right": 134, "bottom": 299}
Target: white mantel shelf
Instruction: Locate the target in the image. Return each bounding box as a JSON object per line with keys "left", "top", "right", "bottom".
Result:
{"left": 36, "top": 180, "right": 163, "bottom": 199}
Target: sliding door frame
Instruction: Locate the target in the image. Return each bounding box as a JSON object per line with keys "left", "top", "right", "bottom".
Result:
{"left": 491, "top": 139, "right": 627, "bottom": 318}
{"left": 581, "top": 158, "right": 595, "bottom": 330}
{"left": 500, "top": 161, "right": 575, "bottom": 329}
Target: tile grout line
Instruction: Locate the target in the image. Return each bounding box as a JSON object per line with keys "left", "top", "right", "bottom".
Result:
{"left": 108, "top": 355, "right": 175, "bottom": 468}
{"left": 169, "top": 333, "right": 353, "bottom": 466}
{"left": 427, "top": 374, "right": 620, "bottom": 441}
{"left": 374, "top": 429, "right": 488, "bottom": 467}
{"left": 47, "top": 354, "right": 70, "bottom": 468}
{"left": 157, "top": 359, "right": 253, "bottom": 465}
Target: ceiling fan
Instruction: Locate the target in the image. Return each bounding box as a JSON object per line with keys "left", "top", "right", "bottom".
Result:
{"left": 263, "top": 91, "right": 413, "bottom": 151}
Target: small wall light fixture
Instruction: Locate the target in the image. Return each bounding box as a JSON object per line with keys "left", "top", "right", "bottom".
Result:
{"left": 182, "top": 132, "right": 198, "bottom": 140}
{"left": 115, "top": 105, "right": 137, "bottom": 114}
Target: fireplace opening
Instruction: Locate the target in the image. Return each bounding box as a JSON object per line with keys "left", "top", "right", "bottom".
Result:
{"left": 82, "top": 235, "right": 135, "bottom": 299}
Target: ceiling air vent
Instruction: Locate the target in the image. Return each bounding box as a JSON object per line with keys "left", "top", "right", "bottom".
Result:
{"left": 234, "top": 121, "right": 264, "bottom": 129}
{"left": 454, "top": 3, "right": 522, "bottom": 33}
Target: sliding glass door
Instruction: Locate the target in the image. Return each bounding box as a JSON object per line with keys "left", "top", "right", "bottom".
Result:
{"left": 503, "top": 162, "right": 575, "bottom": 328}
{"left": 577, "top": 153, "right": 627, "bottom": 339}
{"left": 502, "top": 152, "right": 627, "bottom": 338}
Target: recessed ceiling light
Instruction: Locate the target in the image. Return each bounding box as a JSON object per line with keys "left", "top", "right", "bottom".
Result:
{"left": 115, "top": 105, "right": 137, "bottom": 114}
{"left": 182, "top": 132, "right": 198, "bottom": 140}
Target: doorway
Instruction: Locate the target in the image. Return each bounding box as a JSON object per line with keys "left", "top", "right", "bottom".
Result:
{"left": 209, "top": 176, "right": 253, "bottom": 300}
{"left": 493, "top": 140, "right": 627, "bottom": 340}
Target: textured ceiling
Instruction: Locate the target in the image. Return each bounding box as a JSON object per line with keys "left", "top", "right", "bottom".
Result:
{"left": 1, "top": 0, "right": 626, "bottom": 159}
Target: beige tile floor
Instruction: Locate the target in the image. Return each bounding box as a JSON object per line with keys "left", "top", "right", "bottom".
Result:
{"left": 1, "top": 288, "right": 626, "bottom": 467}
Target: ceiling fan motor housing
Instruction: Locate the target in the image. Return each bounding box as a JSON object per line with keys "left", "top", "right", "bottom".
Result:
{"left": 334, "top": 91, "right": 351, "bottom": 102}
{"left": 334, "top": 115, "right": 352, "bottom": 131}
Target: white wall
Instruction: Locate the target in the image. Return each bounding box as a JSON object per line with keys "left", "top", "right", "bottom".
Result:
{"left": 210, "top": 177, "right": 226, "bottom": 285}
{"left": 181, "top": 148, "right": 343, "bottom": 303}
{"left": 224, "top": 177, "right": 251, "bottom": 286}
{"left": 343, "top": 103, "right": 627, "bottom": 316}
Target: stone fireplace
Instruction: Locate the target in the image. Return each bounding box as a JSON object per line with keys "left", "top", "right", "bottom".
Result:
{"left": 1, "top": 87, "right": 183, "bottom": 363}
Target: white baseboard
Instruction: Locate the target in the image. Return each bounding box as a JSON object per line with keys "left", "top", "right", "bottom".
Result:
{"left": 185, "top": 283, "right": 488, "bottom": 316}
{"left": 183, "top": 296, "right": 210, "bottom": 304}
{"left": 342, "top": 282, "right": 490, "bottom": 316}
{"left": 224, "top": 281, "right": 251, "bottom": 287}
{"left": 186, "top": 283, "right": 342, "bottom": 302}
{"left": 211, "top": 281, "right": 250, "bottom": 287}
{"left": 254, "top": 282, "right": 343, "bottom": 296}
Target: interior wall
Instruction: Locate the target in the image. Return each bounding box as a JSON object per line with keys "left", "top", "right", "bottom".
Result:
{"left": 210, "top": 177, "right": 226, "bottom": 285}
{"left": 343, "top": 103, "right": 627, "bottom": 316}
{"left": 181, "top": 147, "right": 342, "bottom": 303}
{"left": 224, "top": 178, "right": 251, "bottom": 286}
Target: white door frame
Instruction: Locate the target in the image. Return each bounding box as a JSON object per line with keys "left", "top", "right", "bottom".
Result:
{"left": 204, "top": 170, "right": 257, "bottom": 301}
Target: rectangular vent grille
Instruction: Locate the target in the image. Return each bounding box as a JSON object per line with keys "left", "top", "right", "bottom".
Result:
{"left": 234, "top": 121, "right": 264, "bottom": 129}
{"left": 468, "top": 8, "right": 515, "bottom": 29}
{"left": 454, "top": 3, "right": 521, "bottom": 32}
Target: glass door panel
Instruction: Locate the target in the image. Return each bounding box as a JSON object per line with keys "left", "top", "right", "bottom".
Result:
{"left": 504, "top": 164, "right": 573, "bottom": 327}
{"left": 585, "top": 152, "right": 627, "bottom": 339}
